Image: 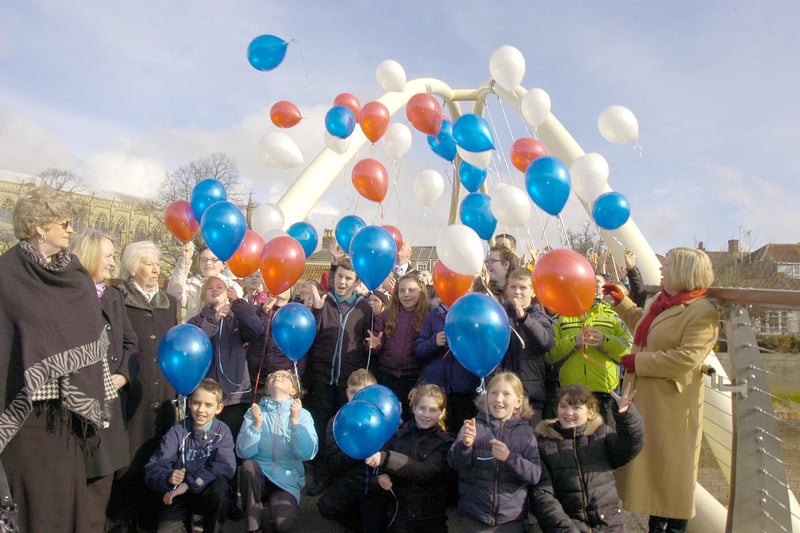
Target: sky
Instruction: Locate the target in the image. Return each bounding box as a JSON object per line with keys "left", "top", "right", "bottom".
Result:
{"left": 1, "top": 1, "right": 799, "bottom": 256}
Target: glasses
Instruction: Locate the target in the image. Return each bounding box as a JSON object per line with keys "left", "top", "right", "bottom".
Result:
{"left": 485, "top": 258, "right": 502, "bottom": 264}
{"left": 199, "top": 257, "right": 221, "bottom": 264}
{"left": 58, "top": 220, "right": 72, "bottom": 229}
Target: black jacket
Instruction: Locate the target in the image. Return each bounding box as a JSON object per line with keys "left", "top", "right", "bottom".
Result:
{"left": 499, "top": 301, "right": 554, "bottom": 406}
{"left": 531, "top": 406, "right": 645, "bottom": 532}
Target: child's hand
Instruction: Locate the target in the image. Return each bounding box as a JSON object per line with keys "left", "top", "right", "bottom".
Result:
{"left": 163, "top": 482, "right": 188, "bottom": 506}
{"left": 364, "top": 451, "right": 384, "bottom": 468}
{"left": 610, "top": 382, "right": 637, "bottom": 414}
{"left": 216, "top": 303, "right": 231, "bottom": 320}
{"left": 377, "top": 474, "right": 392, "bottom": 491}
{"left": 490, "top": 438, "right": 511, "bottom": 462}
{"left": 168, "top": 467, "right": 186, "bottom": 486}
{"left": 407, "top": 387, "right": 417, "bottom": 406}
{"left": 251, "top": 403, "right": 263, "bottom": 430}
{"left": 435, "top": 331, "right": 447, "bottom": 347}
{"left": 310, "top": 284, "right": 326, "bottom": 310}
{"left": 366, "top": 330, "right": 383, "bottom": 349}
{"left": 290, "top": 398, "right": 302, "bottom": 425}
{"left": 624, "top": 248, "right": 636, "bottom": 269}
{"left": 181, "top": 241, "right": 195, "bottom": 263}
{"left": 226, "top": 286, "right": 238, "bottom": 302}
{"left": 460, "top": 418, "right": 476, "bottom": 447}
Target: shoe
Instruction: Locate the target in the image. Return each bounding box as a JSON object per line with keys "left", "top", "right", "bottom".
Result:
{"left": 306, "top": 476, "right": 331, "bottom": 496}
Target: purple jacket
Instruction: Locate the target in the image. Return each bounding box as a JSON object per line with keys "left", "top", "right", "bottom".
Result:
{"left": 413, "top": 303, "right": 479, "bottom": 395}
{"left": 373, "top": 308, "right": 423, "bottom": 378}
{"left": 448, "top": 414, "right": 541, "bottom": 526}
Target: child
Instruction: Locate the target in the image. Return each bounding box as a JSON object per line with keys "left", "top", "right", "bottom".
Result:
{"left": 369, "top": 273, "right": 430, "bottom": 420}
{"left": 531, "top": 383, "right": 644, "bottom": 532}
{"left": 237, "top": 369, "right": 318, "bottom": 533}
{"left": 448, "top": 371, "right": 542, "bottom": 531}
{"left": 364, "top": 383, "right": 455, "bottom": 532}
{"left": 144, "top": 378, "right": 236, "bottom": 533}
{"left": 317, "top": 368, "right": 379, "bottom": 531}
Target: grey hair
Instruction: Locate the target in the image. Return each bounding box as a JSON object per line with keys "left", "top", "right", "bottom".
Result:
{"left": 120, "top": 240, "right": 161, "bottom": 280}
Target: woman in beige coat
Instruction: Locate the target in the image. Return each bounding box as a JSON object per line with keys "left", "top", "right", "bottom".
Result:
{"left": 602, "top": 247, "right": 719, "bottom": 533}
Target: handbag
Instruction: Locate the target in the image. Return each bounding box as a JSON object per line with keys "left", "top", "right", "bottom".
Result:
{"left": 0, "top": 459, "right": 18, "bottom": 533}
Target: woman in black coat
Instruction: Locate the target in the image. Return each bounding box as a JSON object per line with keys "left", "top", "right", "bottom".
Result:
{"left": 107, "top": 240, "right": 179, "bottom": 531}
{"left": 71, "top": 229, "right": 140, "bottom": 531}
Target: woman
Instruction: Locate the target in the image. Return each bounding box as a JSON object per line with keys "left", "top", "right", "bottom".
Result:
{"left": 0, "top": 186, "right": 110, "bottom": 532}
{"left": 603, "top": 247, "right": 719, "bottom": 533}
{"left": 71, "top": 229, "right": 139, "bottom": 531}
{"left": 109, "top": 240, "right": 179, "bottom": 531}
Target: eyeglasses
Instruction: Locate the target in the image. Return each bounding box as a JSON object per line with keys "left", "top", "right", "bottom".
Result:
{"left": 199, "top": 257, "right": 221, "bottom": 264}
{"left": 58, "top": 220, "right": 72, "bottom": 229}
{"left": 485, "top": 258, "right": 502, "bottom": 264}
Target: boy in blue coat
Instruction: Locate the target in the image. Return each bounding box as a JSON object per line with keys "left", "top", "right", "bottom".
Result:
{"left": 145, "top": 378, "right": 236, "bottom": 533}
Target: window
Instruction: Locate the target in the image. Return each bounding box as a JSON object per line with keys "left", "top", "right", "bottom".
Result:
{"left": 777, "top": 263, "right": 800, "bottom": 279}
{"left": 0, "top": 199, "right": 13, "bottom": 224}
{"left": 134, "top": 221, "right": 147, "bottom": 241}
{"left": 113, "top": 218, "right": 126, "bottom": 241}
{"left": 94, "top": 214, "right": 108, "bottom": 233}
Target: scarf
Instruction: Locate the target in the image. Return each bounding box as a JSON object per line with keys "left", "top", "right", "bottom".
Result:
{"left": 633, "top": 289, "right": 707, "bottom": 347}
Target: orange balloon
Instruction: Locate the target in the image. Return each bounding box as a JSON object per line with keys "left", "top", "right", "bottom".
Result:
{"left": 227, "top": 229, "right": 265, "bottom": 277}
{"left": 352, "top": 158, "right": 389, "bottom": 203}
{"left": 333, "top": 93, "right": 361, "bottom": 122}
{"left": 510, "top": 137, "right": 548, "bottom": 172}
{"left": 359, "top": 101, "right": 390, "bottom": 143}
{"left": 406, "top": 93, "right": 442, "bottom": 136}
{"left": 270, "top": 100, "right": 302, "bottom": 128}
{"left": 260, "top": 236, "right": 305, "bottom": 295}
{"left": 433, "top": 260, "right": 473, "bottom": 307}
{"left": 532, "top": 249, "right": 596, "bottom": 317}
{"left": 164, "top": 200, "right": 199, "bottom": 242}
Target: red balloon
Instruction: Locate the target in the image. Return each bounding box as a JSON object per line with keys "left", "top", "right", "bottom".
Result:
{"left": 382, "top": 225, "right": 403, "bottom": 252}
{"left": 270, "top": 100, "right": 302, "bottom": 128}
{"left": 164, "top": 200, "right": 199, "bottom": 242}
{"left": 228, "top": 230, "right": 266, "bottom": 277}
{"left": 433, "top": 260, "right": 473, "bottom": 307}
{"left": 352, "top": 158, "right": 389, "bottom": 203}
{"left": 260, "top": 236, "right": 305, "bottom": 295}
{"left": 333, "top": 93, "right": 361, "bottom": 122}
{"left": 406, "top": 93, "right": 442, "bottom": 136}
{"left": 510, "top": 137, "right": 548, "bottom": 172}
{"left": 532, "top": 249, "right": 596, "bottom": 317}
{"left": 359, "top": 101, "right": 390, "bottom": 143}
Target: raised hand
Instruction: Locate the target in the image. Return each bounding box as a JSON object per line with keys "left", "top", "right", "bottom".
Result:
{"left": 610, "top": 382, "right": 637, "bottom": 413}
{"left": 461, "top": 418, "right": 476, "bottom": 447}
{"left": 366, "top": 330, "right": 383, "bottom": 349}
{"left": 310, "top": 284, "right": 326, "bottom": 309}
{"left": 290, "top": 398, "right": 302, "bottom": 425}
{"left": 251, "top": 403, "right": 263, "bottom": 430}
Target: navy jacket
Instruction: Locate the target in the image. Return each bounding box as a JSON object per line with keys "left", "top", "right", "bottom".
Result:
{"left": 499, "top": 301, "right": 554, "bottom": 407}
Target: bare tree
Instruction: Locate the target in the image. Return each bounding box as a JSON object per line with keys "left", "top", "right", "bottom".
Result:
{"left": 157, "top": 152, "right": 245, "bottom": 210}
{"left": 563, "top": 221, "right": 606, "bottom": 257}
{"left": 23, "top": 168, "right": 87, "bottom": 193}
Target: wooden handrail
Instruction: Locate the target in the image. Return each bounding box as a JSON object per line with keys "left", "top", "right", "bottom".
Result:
{"left": 643, "top": 285, "right": 800, "bottom": 308}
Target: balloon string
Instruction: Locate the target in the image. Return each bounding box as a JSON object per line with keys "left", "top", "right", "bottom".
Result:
{"left": 365, "top": 296, "right": 375, "bottom": 373}
{"left": 293, "top": 360, "right": 300, "bottom": 391}
{"left": 379, "top": 203, "right": 385, "bottom": 226}
{"left": 253, "top": 308, "right": 274, "bottom": 401}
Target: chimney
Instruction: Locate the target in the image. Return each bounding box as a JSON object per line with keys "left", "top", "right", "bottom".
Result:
{"left": 321, "top": 228, "right": 335, "bottom": 250}
{"left": 728, "top": 239, "right": 739, "bottom": 253}
{"left": 697, "top": 241, "right": 704, "bottom": 251}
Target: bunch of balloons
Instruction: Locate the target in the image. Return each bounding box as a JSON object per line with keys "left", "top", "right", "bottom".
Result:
{"left": 333, "top": 384, "right": 402, "bottom": 459}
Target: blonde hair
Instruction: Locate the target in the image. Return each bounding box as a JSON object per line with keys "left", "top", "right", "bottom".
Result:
{"left": 120, "top": 241, "right": 161, "bottom": 280}
{"left": 199, "top": 275, "right": 227, "bottom": 305}
{"left": 71, "top": 229, "right": 113, "bottom": 280}
{"left": 476, "top": 371, "right": 535, "bottom": 420}
{"left": 268, "top": 370, "right": 301, "bottom": 398}
{"left": 192, "top": 378, "right": 224, "bottom": 404}
{"left": 347, "top": 368, "right": 377, "bottom": 388}
{"left": 13, "top": 186, "right": 79, "bottom": 240}
{"left": 667, "top": 247, "right": 715, "bottom": 291}
{"left": 412, "top": 383, "right": 448, "bottom": 431}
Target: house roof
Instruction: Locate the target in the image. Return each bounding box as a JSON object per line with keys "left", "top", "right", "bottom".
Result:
{"left": 750, "top": 243, "right": 800, "bottom": 264}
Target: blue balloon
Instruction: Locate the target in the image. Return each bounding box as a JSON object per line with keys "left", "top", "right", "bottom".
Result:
{"left": 427, "top": 119, "right": 457, "bottom": 161}
{"left": 445, "top": 293, "right": 511, "bottom": 378}
{"left": 200, "top": 201, "right": 247, "bottom": 262}
{"left": 349, "top": 225, "right": 397, "bottom": 290}
{"left": 333, "top": 400, "right": 388, "bottom": 459}
{"left": 458, "top": 160, "right": 487, "bottom": 193}
{"left": 247, "top": 34, "right": 288, "bottom": 71}
{"left": 287, "top": 221, "right": 318, "bottom": 257}
{"left": 353, "top": 385, "right": 401, "bottom": 443}
{"left": 325, "top": 105, "right": 357, "bottom": 139}
{"left": 335, "top": 215, "right": 366, "bottom": 252}
{"left": 272, "top": 303, "right": 316, "bottom": 361}
{"left": 453, "top": 114, "right": 495, "bottom": 152}
{"left": 191, "top": 179, "right": 227, "bottom": 222}
{"left": 525, "top": 156, "right": 571, "bottom": 216}
{"left": 592, "top": 192, "right": 631, "bottom": 230}
{"left": 158, "top": 324, "right": 213, "bottom": 395}
{"left": 459, "top": 192, "right": 497, "bottom": 240}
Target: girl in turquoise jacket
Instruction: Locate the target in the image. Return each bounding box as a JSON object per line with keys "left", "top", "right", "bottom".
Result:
{"left": 236, "top": 369, "right": 318, "bottom": 532}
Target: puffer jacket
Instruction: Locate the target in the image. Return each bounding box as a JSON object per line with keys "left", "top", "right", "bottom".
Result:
{"left": 374, "top": 419, "right": 455, "bottom": 521}
{"left": 531, "top": 405, "right": 645, "bottom": 532}
{"left": 236, "top": 396, "right": 318, "bottom": 504}
{"left": 448, "top": 414, "right": 541, "bottom": 526}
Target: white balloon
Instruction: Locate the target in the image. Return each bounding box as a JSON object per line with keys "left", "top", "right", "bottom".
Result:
{"left": 520, "top": 88, "right": 551, "bottom": 129}
{"left": 376, "top": 59, "right": 407, "bottom": 92}
{"left": 383, "top": 123, "right": 413, "bottom": 160}
{"left": 489, "top": 45, "right": 526, "bottom": 91}
{"left": 324, "top": 130, "right": 351, "bottom": 154}
{"left": 598, "top": 105, "right": 639, "bottom": 144}
{"left": 258, "top": 132, "right": 304, "bottom": 169}
{"left": 570, "top": 153, "right": 610, "bottom": 202}
{"left": 262, "top": 229, "right": 288, "bottom": 243}
{"left": 436, "top": 224, "right": 484, "bottom": 276}
{"left": 490, "top": 184, "right": 531, "bottom": 227}
{"left": 456, "top": 146, "right": 493, "bottom": 169}
{"left": 413, "top": 169, "right": 445, "bottom": 207}
{"left": 251, "top": 203, "right": 285, "bottom": 237}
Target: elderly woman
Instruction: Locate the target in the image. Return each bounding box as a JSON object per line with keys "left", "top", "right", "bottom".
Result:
{"left": 603, "top": 247, "right": 719, "bottom": 533}
{"left": 0, "top": 186, "right": 110, "bottom": 532}
{"left": 108, "top": 240, "right": 179, "bottom": 531}
{"left": 71, "top": 229, "right": 139, "bottom": 531}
